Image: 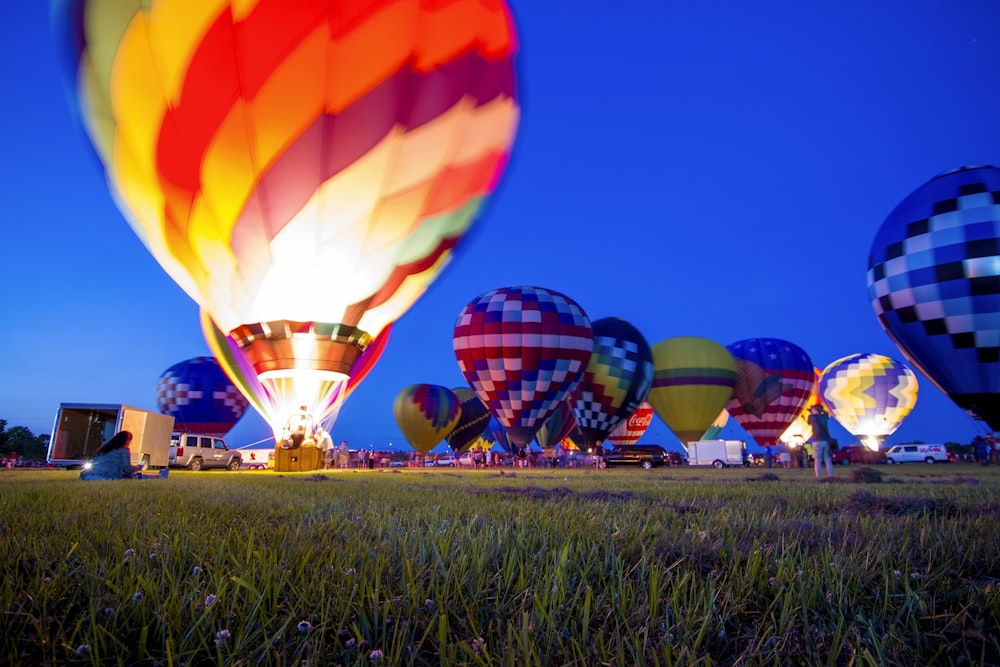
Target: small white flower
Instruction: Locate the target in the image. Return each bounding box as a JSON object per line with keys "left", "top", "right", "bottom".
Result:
{"left": 103, "top": 607, "right": 114, "bottom": 616}
{"left": 910, "top": 572, "right": 921, "bottom": 580}
{"left": 75, "top": 645, "right": 90, "bottom": 655}
{"left": 205, "top": 594, "right": 217, "bottom": 607}
{"left": 424, "top": 599, "right": 435, "bottom": 609}
{"left": 124, "top": 549, "right": 135, "bottom": 558}
{"left": 192, "top": 566, "right": 202, "bottom": 575}
{"left": 894, "top": 570, "right": 903, "bottom": 578}
{"left": 345, "top": 568, "right": 356, "bottom": 576}
{"left": 698, "top": 531, "right": 708, "bottom": 540}
{"left": 132, "top": 591, "right": 144, "bottom": 601}
{"left": 297, "top": 620, "right": 312, "bottom": 632}
{"left": 795, "top": 570, "right": 804, "bottom": 577}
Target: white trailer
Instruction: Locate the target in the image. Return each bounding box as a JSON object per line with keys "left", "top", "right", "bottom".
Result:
{"left": 687, "top": 440, "right": 746, "bottom": 468}
{"left": 48, "top": 403, "right": 175, "bottom": 469}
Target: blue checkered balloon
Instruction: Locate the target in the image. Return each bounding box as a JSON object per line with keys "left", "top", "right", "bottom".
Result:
{"left": 155, "top": 357, "right": 249, "bottom": 436}
{"left": 868, "top": 165, "right": 1000, "bottom": 429}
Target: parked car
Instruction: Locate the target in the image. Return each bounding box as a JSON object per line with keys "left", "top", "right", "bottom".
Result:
{"left": 831, "top": 444, "right": 887, "bottom": 466}
{"left": 169, "top": 433, "right": 242, "bottom": 471}
{"left": 604, "top": 445, "right": 669, "bottom": 469}
{"left": 885, "top": 443, "right": 952, "bottom": 464}
{"left": 426, "top": 455, "right": 456, "bottom": 467}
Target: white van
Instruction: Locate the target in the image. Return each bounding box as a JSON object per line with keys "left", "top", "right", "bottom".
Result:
{"left": 687, "top": 440, "right": 746, "bottom": 468}
{"left": 885, "top": 444, "right": 952, "bottom": 464}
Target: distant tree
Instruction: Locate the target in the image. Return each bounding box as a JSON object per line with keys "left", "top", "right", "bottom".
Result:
{"left": 0, "top": 423, "right": 49, "bottom": 460}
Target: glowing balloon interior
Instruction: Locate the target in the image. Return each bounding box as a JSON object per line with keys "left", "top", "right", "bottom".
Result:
{"left": 818, "top": 353, "right": 918, "bottom": 449}
{"left": 55, "top": 0, "right": 520, "bottom": 434}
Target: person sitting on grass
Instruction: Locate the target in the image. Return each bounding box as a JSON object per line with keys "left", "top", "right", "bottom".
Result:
{"left": 80, "top": 431, "right": 168, "bottom": 481}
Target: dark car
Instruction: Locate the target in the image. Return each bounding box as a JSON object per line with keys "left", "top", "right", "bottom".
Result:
{"left": 604, "top": 445, "right": 669, "bottom": 469}
{"left": 831, "top": 444, "right": 887, "bottom": 466}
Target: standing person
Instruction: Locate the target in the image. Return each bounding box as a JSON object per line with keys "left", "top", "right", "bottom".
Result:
{"left": 808, "top": 404, "right": 834, "bottom": 479}
{"left": 80, "top": 431, "right": 169, "bottom": 481}
{"left": 779, "top": 446, "right": 792, "bottom": 469}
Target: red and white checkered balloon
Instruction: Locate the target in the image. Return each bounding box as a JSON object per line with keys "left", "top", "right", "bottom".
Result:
{"left": 453, "top": 286, "right": 593, "bottom": 447}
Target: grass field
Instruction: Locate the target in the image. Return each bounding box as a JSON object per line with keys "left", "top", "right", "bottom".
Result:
{"left": 2, "top": 464, "right": 999, "bottom": 666}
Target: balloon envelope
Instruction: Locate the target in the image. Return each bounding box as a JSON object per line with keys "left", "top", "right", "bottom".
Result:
{"left": 648, "top": 337, "right": 738, "bottom": 446}
{"left": 445, "top": 388, "right": 491, "bottom": 453}
{"left": 605, "top": 400, "right": 655, "bottom": 447}
{"left": 778, "top": 368, "right": 822, "bottom": 446}
{"left": 818, "top": 353, "right": 918, "bottom": 446}
{"left": 155, "top": 357, "right": 249, "bottom": 436}
{"left": 535, "top": 401, "right": 580, "bottom": 450}
{"left": 453, "top": 286, "right": 594, "bottom": 447}
{"left": 701, "top": 409, "right": 730, "bottom": 441}
{"left": 570, "top": 318, "right": 654, "bottom": 449}
{"left": 726, "top": 338, "right": 815, "bottom": 449}
{"left": 868, "top": 165, "right": 1000, "bottom": 429}
{"left": 393, "top": 385, "right": 461, "bottom": 454}
{"left": 55, "top": 0, "right": 520, "bottom": 436}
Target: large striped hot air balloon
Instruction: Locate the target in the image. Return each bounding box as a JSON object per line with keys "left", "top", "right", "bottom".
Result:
{"left": 54, "top": 0, "right": 520, "bottom": 440}
{"left": 726, "top": 338, "right": 815, "bottom": 449}
{"left": 778, "top": 368, "right": 822, "bottom": 448}
{"left": 869, "top": 166, "right": 1000, "bottom": 429}
{"left": 647, "top": 337, "right": 738, "bottom": 447}
{"left": 393, "top": 385, "right": 461, "bottom": 454}
{"left": 569, "top": 318, "right": 654, "bottom": 450}
{"left": 453, "top": 286, "right": 594, "bottom": 448}
{"left": 818, "top": 353, "right": 918, "bottom": 450}
{"left": 155, "top": 357, "right": 249, "bottom": 436}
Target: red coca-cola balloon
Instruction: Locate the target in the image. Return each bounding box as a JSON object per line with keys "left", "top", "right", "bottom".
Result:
{"left": 605, "top": 400, "right": 655, "bottom": 447}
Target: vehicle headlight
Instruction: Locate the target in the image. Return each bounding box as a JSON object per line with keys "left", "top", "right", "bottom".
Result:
{"left": 82, "top": 462, "right": 93, "bottom": 470}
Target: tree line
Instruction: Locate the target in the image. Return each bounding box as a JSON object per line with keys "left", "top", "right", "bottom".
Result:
{"left": 0, "top": 420, "right": 50, "bottom": 460}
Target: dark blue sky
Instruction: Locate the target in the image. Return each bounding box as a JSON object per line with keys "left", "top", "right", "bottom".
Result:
{"left": 3, "top": 2, "right": 1000, "bottom": 452}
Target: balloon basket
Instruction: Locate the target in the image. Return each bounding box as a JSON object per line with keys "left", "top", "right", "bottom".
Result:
{"left": 274, "top": 444, "right": 323, "bottom": 472}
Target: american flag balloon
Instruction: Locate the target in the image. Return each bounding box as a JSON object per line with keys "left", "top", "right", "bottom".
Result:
{"left": 454, "top": 286, "right": 594, "bottom": 448}
{"left": 726, "top": 338, "right": 816, "bottom": 449}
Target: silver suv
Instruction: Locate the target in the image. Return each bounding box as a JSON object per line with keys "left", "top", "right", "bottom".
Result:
{"left": 169, "top": 433, "right": 242, "bottom": 471}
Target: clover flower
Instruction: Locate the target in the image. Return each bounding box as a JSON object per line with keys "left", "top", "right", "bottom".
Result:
{"left": 192, "top": 566, "right": 202, "bottom": 575}
{"left": 75, "top": 645, "right": 90, "bottom": 655}
{"left": 214, "top": 629, "right": 230, "bottom": 647}
{"left": 368, "top": 649, "right": 384, "bottom": 661}
{"left": 205, "top": 594, "right": 217, "bottom": 608}
{"left": 297, "top": 620, "right": 312, "bottom": 632}
{"left": 132, "top": 591, "right": 144, "bottom": 601}
{"left": 124, "top": 548, "right": 135, "bottom": 558}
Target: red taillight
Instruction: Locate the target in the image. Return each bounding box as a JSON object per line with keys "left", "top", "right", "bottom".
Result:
{"left": 176, "top": 447, "right": 183, "bottom": 456}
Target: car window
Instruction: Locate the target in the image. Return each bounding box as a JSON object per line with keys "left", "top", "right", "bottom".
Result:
{"left": 214, "top": 439, "right": 225, "bottom": 450}
{"left": 904, "top": 446, "right": 917, "bottom": 453}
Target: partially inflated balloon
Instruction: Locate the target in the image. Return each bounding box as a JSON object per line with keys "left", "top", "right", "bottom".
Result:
{"left": 868, "top": 166, "right": 1000, "bottom": 429}
{"left": 453, "top": 286, "right": 594, "bottom": 447}
{"left": 393, "top": 384, "right": 461, "bottom": 454}
{"left": 155, "top": 357, "right": 248, "bottom": 436}
{"left": 445, "top": 387, "right": 491, "bottom": 453}
{"left": 778, "top": 368, "right": 822, "bottom": 446}
{"left": 535, "top": 401, "right": 579, "bottom": 450}
{"left": 488, "top": 417, "right": 513, "bottom": 453}
{"left": 570, "top": 318, "right": 654, "bottom": 450}
{"left": 648, "top": 337, "right": 738, "bottom": 446}
{"left": 605, "top": 400, "right": 655, "bottom": 447}
{"left": 818, "top": 353, "right": 918, "bottom": 449}
{"left": 701, "top": 409, "right": 730, "bottom": 441}
{"left": 726, "top": 338, "right": 815, "bottom": 449}
{"left": 55, "top": 0, "right": 520, "bottom": 437}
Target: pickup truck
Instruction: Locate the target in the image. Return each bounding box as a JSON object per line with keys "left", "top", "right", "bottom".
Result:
{"left": 169, "top": 433, "right": 242, "bottom": 471}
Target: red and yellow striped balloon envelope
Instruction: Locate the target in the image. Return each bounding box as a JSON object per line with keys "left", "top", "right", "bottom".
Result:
{"left": 54, "top": 0, "right": 520, "bottom": 434}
